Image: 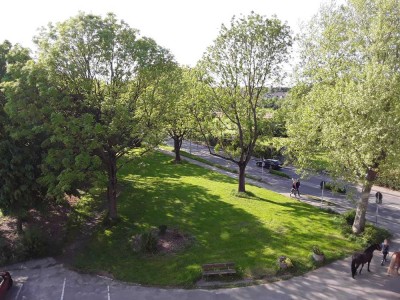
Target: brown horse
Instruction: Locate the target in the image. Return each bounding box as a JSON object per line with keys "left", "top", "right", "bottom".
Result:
{"left": 351, "top": 243, "right": 382, "bottom": 278}
{"left": 387, "top": 251, "right": 400, "bottom": 276}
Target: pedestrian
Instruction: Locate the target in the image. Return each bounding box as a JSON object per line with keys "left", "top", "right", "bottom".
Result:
{"left": 295, "top": 178, "right": 301, "bottom": 197}
{"left": 290, "top": 178, "right": 297, "bottom": 197}
{"left": 381, "top": 239, "right": 390, "bottom": 266}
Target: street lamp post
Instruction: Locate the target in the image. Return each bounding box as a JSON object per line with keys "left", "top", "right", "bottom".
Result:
{"left": 320, "top": 181, "right": 325, "bottom": 208}
{"left": 375, "top": 192, "right": 383, "bottom": 225}
{"left": 261, "top": 157, "right": 264, "bottom": 181}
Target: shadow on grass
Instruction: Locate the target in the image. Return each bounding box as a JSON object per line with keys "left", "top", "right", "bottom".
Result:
{"left": 74, "top": 152, "right": 356, "bottom": 286}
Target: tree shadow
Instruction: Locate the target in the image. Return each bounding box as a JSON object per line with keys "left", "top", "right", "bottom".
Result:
{"left": 77, "top": 151, "right": 356, "bottom": 286}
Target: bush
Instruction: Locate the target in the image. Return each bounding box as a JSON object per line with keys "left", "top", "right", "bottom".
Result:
{"left": 360, "top": 225, "right": 392, "bottom": 246}
{"left": 342, "top": 210, "right": 356, "bottom": 226}
{"left": 312, "top": 245, "right": 324, "bottom": 255}
{"left": 0, "top": 237, "right": 14, "bottom": 265}
{"left": 269, "top": 169, "right": 291, "bottom": 178}
{"left": 140, "top": 231, "right": 158, "bottom": 254}
{"left": 324, "top": 182, "right": 346, "bottom": 194}
{"left": 21, "top": 227, "right": 48, "bottom": 259}
{"left": 158, "top": 225, "right": 167, "bottom": 236}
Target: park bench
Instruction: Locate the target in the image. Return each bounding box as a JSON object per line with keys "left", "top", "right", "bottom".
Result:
{"left": 201, "top": 262, "right": 236, "bottom": 278}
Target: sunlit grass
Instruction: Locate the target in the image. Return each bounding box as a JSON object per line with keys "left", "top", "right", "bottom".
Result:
{"left": 74, "top": 151, "right": 359, "bottom": 286}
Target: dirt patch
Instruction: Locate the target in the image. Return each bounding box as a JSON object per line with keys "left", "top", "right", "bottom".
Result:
{"left": 131, "top": 228, "right": 195, "bottom": 255}
{"left": 157, "top": 229, "right": 194, "bottom": 254}
{"left": 0, "top": 196, "right": 76, "bottom": 265}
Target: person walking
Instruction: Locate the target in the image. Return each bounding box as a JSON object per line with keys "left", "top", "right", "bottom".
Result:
{"left": 290, "top": 178, "right": 298, "bottom": 197}
{"left": 381, "top": 239, "right": 390, "bottom": 266}
{"left": 295, "top": 178, "right": 301, "bottom": 197}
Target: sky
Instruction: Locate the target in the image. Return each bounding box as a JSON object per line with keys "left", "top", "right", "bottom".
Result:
{"left": 1, "top": 0, "right": 329, "bottom": 67}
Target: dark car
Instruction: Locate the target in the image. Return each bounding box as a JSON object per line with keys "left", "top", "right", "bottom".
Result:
{"left": 256, "top": 159, "right": 283, "bottom": 170}
{"left": 0, "top": 271, "right": 12, "bottom": 299}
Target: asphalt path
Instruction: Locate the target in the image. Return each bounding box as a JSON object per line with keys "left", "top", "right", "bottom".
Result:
{"left": 3, "top": 141, "right": 400, "bottom": 300}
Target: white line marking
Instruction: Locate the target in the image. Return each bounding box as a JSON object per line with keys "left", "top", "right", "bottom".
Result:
{"left": 15, "top": 283, "right": 23, "bottom": 300}
{"left": 60, "top": 277, "right": 66, "bottom": 300}
{"left": 108, "top": 285, "right": 111, "bottom": 300}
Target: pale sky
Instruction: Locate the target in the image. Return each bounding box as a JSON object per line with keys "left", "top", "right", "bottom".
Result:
{"left": 1, "top": 0, "right": 329, "bottom": 67}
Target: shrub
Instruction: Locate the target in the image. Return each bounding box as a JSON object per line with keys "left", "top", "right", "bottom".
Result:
{"left": 312, "top": 245, "right": 324, "bottom": 255}
{"left": 140, "top": 231, "right": 158, "bottom": 254}
{"left": 360, "top": 225, "right": 392, "bottom": 246}
{"left": 0, "top": 237, "right": 13, "bottom": 265}
{"left": 342, "top": 210, "right": 356, "bottom": 226}
{"left": 324, "top": 182, "right": 346, "bottom": 194}
{"left": 278, "top": 255, "right": 293, "bottom": 269}
{"left": 21, "top": 227, "right": 48, "bottom": 259}
{"left": 158, "top": 225, "right": 167, "bottom": 236}
{"left": 270, "top": 169, "right": 291, "bottom": 178}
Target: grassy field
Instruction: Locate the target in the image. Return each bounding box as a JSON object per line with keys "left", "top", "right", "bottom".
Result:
{"left": 73, "top": 151, "right": 359, "bottom": 286}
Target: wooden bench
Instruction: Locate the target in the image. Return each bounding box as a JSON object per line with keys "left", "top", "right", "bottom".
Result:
{"left": 201, "top": 262, "right": 236, "bottom": 278}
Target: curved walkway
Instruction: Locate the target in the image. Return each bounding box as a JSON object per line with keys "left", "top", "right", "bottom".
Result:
{"left": 4, "top": 149, "right": 400, "bottom": 300}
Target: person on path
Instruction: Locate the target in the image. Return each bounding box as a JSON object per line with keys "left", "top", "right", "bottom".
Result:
{"left": 381, "top": 239, "right": 390, "bottom": 266}
{"left": 295, "top": 178, "right": 301, "bottom": 197}
{"left": 291, "top": 178, "right": 298, "bottom": 197}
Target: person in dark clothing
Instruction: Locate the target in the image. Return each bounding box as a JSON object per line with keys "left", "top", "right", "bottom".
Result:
{"left": 295, "top": 179, "right": 301, "bottom": 197}
{"left": 290, "top": 178, "right": 298, "bottom": 197}
{"left": 381, "top": 239, "right": 390, "bottom": 265}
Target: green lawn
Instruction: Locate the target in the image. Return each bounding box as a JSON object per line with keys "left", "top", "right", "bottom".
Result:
{"left": 74, "top": 151, "right": 359, "bottom": 286}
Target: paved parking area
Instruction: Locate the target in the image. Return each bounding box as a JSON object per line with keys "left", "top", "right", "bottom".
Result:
{"left": 4, "top": 245, "right": 400, "bottom": 300}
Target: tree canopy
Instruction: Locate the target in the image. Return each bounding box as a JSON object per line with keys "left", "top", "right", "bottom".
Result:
{"left": 286, "top": 0, "right": 400, "bottom": 233}
{"left": 0, "top": 42, "right": 47, "bottom": 232}
{"left": 198, "top": 12, "right": 292, "bottom": 192}
{"left": 34, "top": 12, "right": 177, "bottom": 220}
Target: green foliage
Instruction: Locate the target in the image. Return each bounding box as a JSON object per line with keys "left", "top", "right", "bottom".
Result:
{"left": 0, "top": 236, "right": 14, "bottom": 265}
{"left": 335, "top": 213, "right": 392, "bottom": 247}
{"left": 360, "top": 225, "right": 392, "bottom": 246}
{"left": 270, "top": 169, "right": 291, "bottom": 179}
{"left": 285, "top": 0, "right": 400, "bottom": 233}
{"left": 324, "top": 182, "right": 347, "bottom": 194}
{"left": 158, "top": 225, "right": 167, "bottom": 236}
{"left": 20, "top": 227, "right": 48, "bottom": 259}
{"left": 342, "top": 210, "right": 356, "bottom": 226}
{"left": 375, "top": 168, "right": 400, "bottom": 191}
{"left": 74, "top": 152, "right": 362, "bottom": 286}
{"left": 140, "top": 231, "right": 158, "bottom": 254}
{"left": 0, "top": 42, "right": 49, "bottom": 224}
{"left": 197, "top": 12, "right": 292, "bottom": 192}
{"left": 34, "top": 12, "right": 177, "bottom": 218}
{"left": 312, "top": 245, "right": 324, "bottom": 255}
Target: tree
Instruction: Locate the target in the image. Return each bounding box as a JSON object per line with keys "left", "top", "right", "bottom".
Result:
{"left": 286, "top": 0, "right": 400, "bottom": 233}
{"left": 0, "top": 42, "right": 47, "bottom": 232}
{"left": 198, "top": 12, "right": 292, "bottom": 192}
{"left": 163, "top": 67, "right": 206, "bottom": 163}
{"left": 35, "top": 13, "right": 176, "bottom": 221}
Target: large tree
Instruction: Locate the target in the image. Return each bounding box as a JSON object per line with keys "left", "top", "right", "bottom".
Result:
{"left": 198, "top": 12, "right": 292, "bottom": 192}
{"left": 0, "top": 42, "right": 48, "bottom": 232}
{"left": 35, "top": 13, "right": 176, "bottom": 220}
{"left": 163, "top": 67, "right": 209, "bottom": 163}
{"left": 286, "top": 0, "right": 400, "bottom": 233}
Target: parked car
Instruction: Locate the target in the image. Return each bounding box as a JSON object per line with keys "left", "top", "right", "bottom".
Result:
{"left": 0, "top": 271, "right": 12, "bottom": 299}
{"left": 256, "top": 159, "right": 283, "bottom": 170}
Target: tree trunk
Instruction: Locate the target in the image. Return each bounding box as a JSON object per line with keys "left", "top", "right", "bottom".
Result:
{"left": 106, "top": 151, "right": 118, "bottom": 221}
{"left": 238, "top": 163, "right": 246, "bottom": 192}
{"left": 173, "top": 136, "right": 182, "bottom": 163}
{"left": 16, "top": 217, "right": 23, "bottom": 234}
{"left": 352, "top": 169, "right": 376, "bottom": 234}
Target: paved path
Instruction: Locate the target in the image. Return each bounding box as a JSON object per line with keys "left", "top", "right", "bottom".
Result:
{"left": 4, "top": 144, "right": 400, "bottom": 300}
